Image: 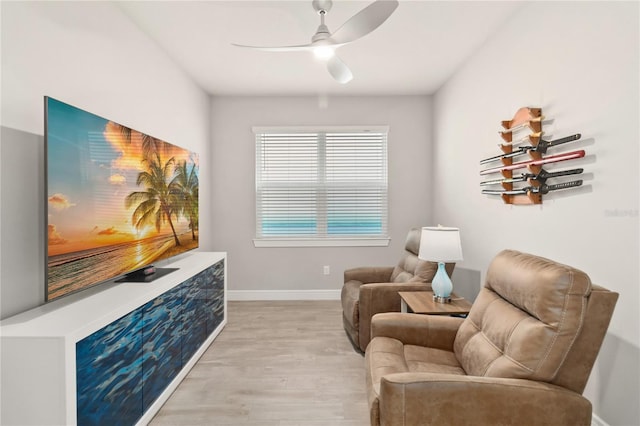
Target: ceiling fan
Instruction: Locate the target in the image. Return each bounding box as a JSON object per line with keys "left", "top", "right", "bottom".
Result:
{"left": 232, "top": 0, "right": 399, "bottom": 84}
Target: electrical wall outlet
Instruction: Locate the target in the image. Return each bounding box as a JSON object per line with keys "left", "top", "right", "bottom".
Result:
{"left": 323, "top": 265, "right": 330, "bottom": 275}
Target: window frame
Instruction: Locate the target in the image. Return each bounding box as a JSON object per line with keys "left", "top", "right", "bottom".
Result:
{"left": 253, "top": 125, "right": 390, "bottom": 248}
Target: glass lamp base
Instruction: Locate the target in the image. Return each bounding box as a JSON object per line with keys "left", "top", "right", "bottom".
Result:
{"left": 432, "top": 261, "right": 453, "bottom": 303}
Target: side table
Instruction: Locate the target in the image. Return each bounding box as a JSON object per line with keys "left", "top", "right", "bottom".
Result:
{"left": 399, "top": 291, "right": 472, "bottom": 315}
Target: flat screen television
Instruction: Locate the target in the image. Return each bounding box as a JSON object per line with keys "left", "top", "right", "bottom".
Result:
{"left": 45, "top": 97, "right": 199, "bottom": 302}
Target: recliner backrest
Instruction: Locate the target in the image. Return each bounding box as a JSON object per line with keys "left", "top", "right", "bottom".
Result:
{"left": 453, "top": 249, "right": 614, "bottom": 391}
{"left": 390, "top": 228, "right": 454, "bottom": 283}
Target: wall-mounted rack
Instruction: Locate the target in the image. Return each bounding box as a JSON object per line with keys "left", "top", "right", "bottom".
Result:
{"left": 480, "top": 106, "right": 584, "bottom": 205}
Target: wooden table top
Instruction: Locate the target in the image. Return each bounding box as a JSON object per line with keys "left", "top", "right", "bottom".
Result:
{"left": 399, "top": 291, "right": 472, "bottom": 315}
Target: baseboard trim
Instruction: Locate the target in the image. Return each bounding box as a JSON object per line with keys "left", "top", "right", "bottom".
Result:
{"left": 591, "top": 413, "right": 609, "bottom": 426}
{"left": 228, "top": 289, "right": 341, "bottom": 301}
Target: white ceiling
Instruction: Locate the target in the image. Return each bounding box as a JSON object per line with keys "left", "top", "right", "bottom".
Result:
{"left": 118, "top": 1, "right": 524, "bottom": 96}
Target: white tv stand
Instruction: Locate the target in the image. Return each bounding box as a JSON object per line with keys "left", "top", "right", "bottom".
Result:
{"left": 1, "top": 251, "right": 227, "bottom": 426}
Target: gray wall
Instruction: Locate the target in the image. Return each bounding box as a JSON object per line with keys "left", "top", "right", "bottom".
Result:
{"left": 210, "top": 96, "right": 435, "bottom": 295}
{"left": 432, "top": 2, "right": 639, "bottom": 424}
{"left": 0, "top": 1, "right": 211, "bottom": 319}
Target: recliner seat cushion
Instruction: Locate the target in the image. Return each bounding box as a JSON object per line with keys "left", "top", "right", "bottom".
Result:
{"left": 367, "top": 336, "right": 465, "bottom": 398}
{"left": 404, "top": 345, "right": 465, "bottom": 375}
{"left": 454, "top": 250, "right": 592, "bottom": 382}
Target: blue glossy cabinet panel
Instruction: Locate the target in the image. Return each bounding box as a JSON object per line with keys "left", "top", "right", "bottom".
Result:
{"left": 76, "top": 260, "right": 224, "bottom": 425}
{"left": 181, "top": 260, "right": 225, "bottom": 365}
{"left": 180, "top": 269, "right": 208, "bottom": 365}
{"left": 76, "top": 309, "right": 143, "bottom": 426}
{"left": 207, "top": 260, "right": 225, "bottom": 335}
{"left": 142, "top": 284, "right": 183, "bottom": 411}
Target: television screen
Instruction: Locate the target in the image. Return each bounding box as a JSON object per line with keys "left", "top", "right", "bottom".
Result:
{"left": 46, "top": 97, "right": 199, "bottom": 302}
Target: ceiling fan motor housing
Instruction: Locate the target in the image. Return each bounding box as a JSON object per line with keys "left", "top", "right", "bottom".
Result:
{"left": 312, "top": 25, "right": 331, "bottom": 43}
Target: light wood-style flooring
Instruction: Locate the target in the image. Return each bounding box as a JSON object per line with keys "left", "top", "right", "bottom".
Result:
{"left": 150, "top": 300, "right": 369, "bottom": 426}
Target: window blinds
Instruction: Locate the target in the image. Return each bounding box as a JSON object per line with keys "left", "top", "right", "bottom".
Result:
{"left": 255, "top": 128, "right": 388, "bottom": 239}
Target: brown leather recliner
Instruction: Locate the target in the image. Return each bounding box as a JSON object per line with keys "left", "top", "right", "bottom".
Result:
{"left": 341, "top": 228, "right": 455, "bottom": 353}
{"left": 365, "top": 249, "right": 618, "bottom": 426}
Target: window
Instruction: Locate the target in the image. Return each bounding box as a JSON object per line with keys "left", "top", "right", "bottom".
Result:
{"left": 254, "top": 126, "right": 389, "bottom": 247}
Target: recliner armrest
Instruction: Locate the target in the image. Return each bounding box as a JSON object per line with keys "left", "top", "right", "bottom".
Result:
{"left": 358, "top": 283, "right": 434, "bottom": 351}
{"left": 378, "top": 373, "right": 592, "bottom": 426}
{"left": 344, "top": 266, "right": 394, "bottom": 284}
{"left": 370, "top": 312, "right": 463, "bottom": 351}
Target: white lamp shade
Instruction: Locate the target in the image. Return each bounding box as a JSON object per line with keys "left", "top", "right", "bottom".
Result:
{"left": 418, "top": 227, "right": 463, "bottom": 262}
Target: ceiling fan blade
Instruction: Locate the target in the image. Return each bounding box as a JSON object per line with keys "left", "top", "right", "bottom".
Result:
{"left": 231, "top": 42, "right": 314, "bottom": 52}
{"left": 329, "top": 0, "right": 399, "bottom": 45}
{"left": 327, "top": 55, "right": 353, "bottom": 84}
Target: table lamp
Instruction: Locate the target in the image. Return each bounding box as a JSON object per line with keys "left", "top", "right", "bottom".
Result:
{"left": 418, "top": 226, "right": 463, "bottom": 303}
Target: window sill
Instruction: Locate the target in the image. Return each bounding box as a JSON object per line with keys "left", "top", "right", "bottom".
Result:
{"left": 253, "top": 237, "right": 390, "bottom": 248}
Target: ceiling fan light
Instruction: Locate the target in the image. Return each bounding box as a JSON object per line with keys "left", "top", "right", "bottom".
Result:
{"left": 313, "top": 45, "right": 335, "bottom": 60}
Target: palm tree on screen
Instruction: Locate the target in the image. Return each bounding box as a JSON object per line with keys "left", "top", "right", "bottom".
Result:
{"left": 125, "top": 153, "right": 181, "bottom": 246}
{"left": 170, "top": 160, "right": 199, "bottom": 241}
{"left": 118, "top": 125, "right": 160, "bottom": 159}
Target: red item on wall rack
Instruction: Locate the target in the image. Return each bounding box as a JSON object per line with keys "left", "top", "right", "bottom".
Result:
{"left": 479, "top": 149, "right": 585, "bottom": 175}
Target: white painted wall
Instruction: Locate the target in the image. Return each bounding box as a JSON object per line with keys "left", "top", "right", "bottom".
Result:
{"left": 0, "top": 2, "right": 211, "bottom": 318}
{"left": 210, "top": 96, "right": 434, "bottom": 295}
{"left": 432, "top": 2, "right": 639, "bottom": 425}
